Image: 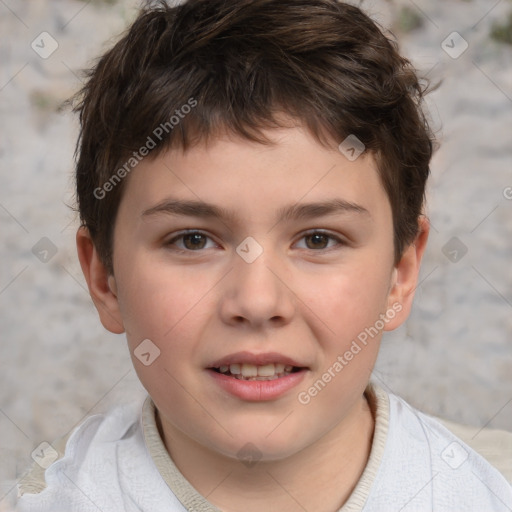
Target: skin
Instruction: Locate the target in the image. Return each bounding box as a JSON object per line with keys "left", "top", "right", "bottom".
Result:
{"left": 77, "top": 125, "right": 429, "bottom": 512}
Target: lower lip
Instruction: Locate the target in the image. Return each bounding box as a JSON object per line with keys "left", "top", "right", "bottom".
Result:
{"left": 206, "top": 369, "right": 308, "bottom": 401}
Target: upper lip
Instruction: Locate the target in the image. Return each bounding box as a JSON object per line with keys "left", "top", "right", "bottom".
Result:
{"left": 208, "top": 351, "right": 308, "bottom": 369}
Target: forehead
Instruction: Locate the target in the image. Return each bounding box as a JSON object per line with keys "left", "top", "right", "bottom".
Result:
{"left": 118, "top": 126, "right": 390, "bottom": 224}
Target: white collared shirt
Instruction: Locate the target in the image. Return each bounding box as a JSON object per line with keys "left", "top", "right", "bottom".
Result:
{"left": 16, "top": 383, "right": 512, "bottom": 511}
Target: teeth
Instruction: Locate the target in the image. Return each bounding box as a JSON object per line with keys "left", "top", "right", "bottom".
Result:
{"left": 241, "top": 364, "right": 258, "bottom": 377}
{"left": 217, "top": 362, "right": 299, "bottom": 380}
{"left": 229, "top": 363, "right": 241, "bottom": 375}
{"left": 234, "top": 374, "right": 280, "bottom": 381}
{"left": 257, "top": 364, "right": 275, "bottom": 377}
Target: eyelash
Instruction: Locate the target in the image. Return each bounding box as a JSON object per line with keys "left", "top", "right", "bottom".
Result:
{"left": 164, "top": 230, "right": 346, "bottom": 253}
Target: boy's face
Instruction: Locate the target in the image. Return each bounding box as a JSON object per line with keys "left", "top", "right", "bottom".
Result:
{"left": 79, "top": 125, "right": 427, "bottom": 461}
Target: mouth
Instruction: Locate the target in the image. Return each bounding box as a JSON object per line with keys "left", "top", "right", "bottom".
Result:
{"left": 206, "top": 359, "right": 309, "bottom": 401}
{"left": 206, "top": 351, "right": 309, "bottom": 400}
{"left": 209, "top": 363, "right": 303, "bottom": 381}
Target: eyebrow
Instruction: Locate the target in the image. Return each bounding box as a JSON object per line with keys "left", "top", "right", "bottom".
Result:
{"left": 141, "top": 197, "right": 370, "bottom": 223}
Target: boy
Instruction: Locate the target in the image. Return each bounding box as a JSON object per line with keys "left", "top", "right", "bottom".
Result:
{"left": 16, "top": 0, "right": 512, "bottom": 510}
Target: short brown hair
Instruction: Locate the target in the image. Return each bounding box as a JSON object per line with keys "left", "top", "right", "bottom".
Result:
{"left": 73, "top": 0, "right": 435, "bottom": 274}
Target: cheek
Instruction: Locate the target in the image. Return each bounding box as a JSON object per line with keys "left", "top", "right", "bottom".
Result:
{"left": 117, "top": 270, "right": 207, "bottom": 403}
{"left": 115, "top": 258, "right": 217, "bottom": 387}
{"left": 115, "top": 252, "right": 201, "bottom": 339}
{"left": 304, "top": 262, "right": 392, "bottom": 336}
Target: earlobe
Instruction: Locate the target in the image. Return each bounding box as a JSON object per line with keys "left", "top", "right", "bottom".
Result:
{"left": 76, "top": 226, "right": 125, "bottom": 334}
{"left": 384, "top": 216, "right": 430, "bottom": 331}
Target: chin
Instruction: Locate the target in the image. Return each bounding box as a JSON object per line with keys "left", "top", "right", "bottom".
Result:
{"left": 206, "top": 428, "right": 307, "bottom": 463}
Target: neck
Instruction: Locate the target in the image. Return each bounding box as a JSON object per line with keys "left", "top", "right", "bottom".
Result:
{"left": 157, "top": 392, "right": 375, "bottom": 512}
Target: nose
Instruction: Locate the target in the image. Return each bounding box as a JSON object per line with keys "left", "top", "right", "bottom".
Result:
{"left": 218, "top": 241, "right": 295, "bottom": 329}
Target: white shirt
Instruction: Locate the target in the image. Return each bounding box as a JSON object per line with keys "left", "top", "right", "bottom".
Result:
{"left": 16, "top": 384, "right": 512, "bottom": 511}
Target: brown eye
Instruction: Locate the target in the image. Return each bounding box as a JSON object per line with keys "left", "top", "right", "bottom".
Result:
{"left": 166, "top": 231, "right": 215, "bottom": 251}
{"left": 296, "top": 231, "right": 344, "bottom": 251}
{"left": 182, "top": 233, "right": 208, "bottom": 250}
{"left": 304, "top": 233, "right": 330, "bottom": 249}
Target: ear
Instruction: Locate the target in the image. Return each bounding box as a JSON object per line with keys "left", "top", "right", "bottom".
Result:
{"left": 384, "top": 215, "right": 430, "bottom": 331}
{"left": 76, "top": 226, "right": 125, "bottom": 334}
